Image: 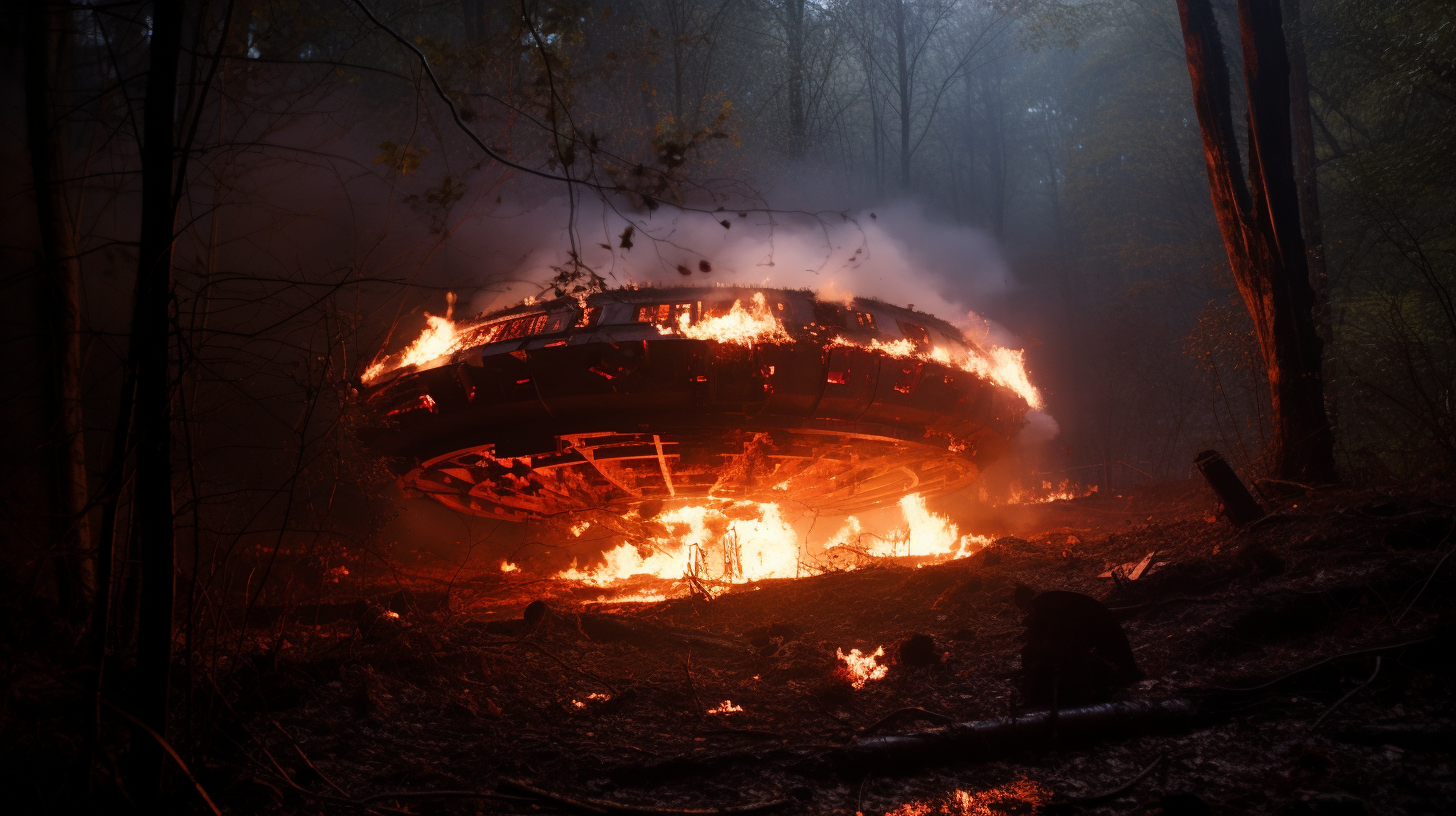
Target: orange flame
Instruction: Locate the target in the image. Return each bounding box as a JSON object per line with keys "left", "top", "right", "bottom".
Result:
{"left": 830, "top": 336, "right": 1042, "bottom": 410}
{"left": 877, "top": 779, "right": 1049, "bottom": 816}
{"left": 959, "top": 345, "right": 1042, "bottom": 411}
{"left": 364, "top": 294, "right": 460, "bottom": 383}
{"left": 670, "top": 292, "right": 792, "bottom": 346}
{"left": 824, "top": 494, "right": 991, "bottom": 562}
{"left": 706, "top": 700, "right": 744, "bottom": 715}
{"left": 1002, "top": 479, "right": 1097, "bottom": 506}
{"left": 556, "top": 502, "right": 800, "bottom": 585}
{"left": 837, "top": 646, "right": 888, "bottom": 689}
{"left": 561, "top": 495, "right": 995, "bottom": 588}
{"left": 593, "top": 591, "right": 669, "bottom": 604}
{"left": 369, "top": 291, "right": 1041, "bottom": 410}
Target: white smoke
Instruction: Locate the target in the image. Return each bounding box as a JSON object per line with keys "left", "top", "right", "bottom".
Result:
{"left": 452, "top": 194, "right": 1055, "bottom": 433}
{"left": 462, "top": 199, "right": 1011, "bottom": 338}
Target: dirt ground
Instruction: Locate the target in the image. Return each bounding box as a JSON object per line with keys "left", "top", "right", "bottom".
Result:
{"left": 173, "top": 482, "right": 1456, "bottom": 813}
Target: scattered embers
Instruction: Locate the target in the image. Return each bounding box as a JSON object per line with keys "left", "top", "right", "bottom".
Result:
{"left": 164, "top": 484, "right": 1455, "bottom": 816}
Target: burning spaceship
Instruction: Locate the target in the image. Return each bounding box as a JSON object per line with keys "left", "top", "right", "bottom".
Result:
{"left": 358, "top": 286, "right": 1033, "bottom": 524}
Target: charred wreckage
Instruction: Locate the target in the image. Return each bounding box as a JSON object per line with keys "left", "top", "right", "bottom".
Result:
{"left": 357, "top": 286, "right": 1031, "bottom": 521}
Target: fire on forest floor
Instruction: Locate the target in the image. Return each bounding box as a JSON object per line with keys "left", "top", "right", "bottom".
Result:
{"left": 216, "top": 482, "right": 1456, "bottom": 815}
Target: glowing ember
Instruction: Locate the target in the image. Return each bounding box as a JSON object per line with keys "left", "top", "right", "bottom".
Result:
{"left": 570, "top": 521, "right": 592, "bottom": 537}
{"left": 836, "top": 646, "right": 888, "bottom": 689}
{"left": 570, "top": 692, "right": 611, "bottom": 709}
{"left": 705, "top": 700, "right": 744, "bottom": 715}
{"left": 670, "top": 292, "right": 792, "bottom": 346}
{"left": 500, "top": 560, "right": 519, "bottom": 573}
{"left": 1002, "top": 478, "right": 1097, "bottom": 505}
{"left": 384, "top": 610, "right": 401, "bottom": 619}
{"left": 876, "top": 779, "right": 1049, "bottom": 816}
{"left": 593, "top": 591, "right": 670, "bottom": 604}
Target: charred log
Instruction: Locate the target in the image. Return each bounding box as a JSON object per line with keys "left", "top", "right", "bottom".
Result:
{"left": 1195, "top": 449, "right": 1265, "bottom": 526}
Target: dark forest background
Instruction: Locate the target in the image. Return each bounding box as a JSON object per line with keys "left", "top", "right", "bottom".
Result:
{"left": 0, "top": 0, "right": 1451, "bottom": 807}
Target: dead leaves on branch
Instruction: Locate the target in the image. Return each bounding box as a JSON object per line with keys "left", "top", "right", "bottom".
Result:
{"left": 373, "top": 141, "right": 426, "bottom": 175}
{"left": 400, "top": 174, "right": 468, "bottom": 234}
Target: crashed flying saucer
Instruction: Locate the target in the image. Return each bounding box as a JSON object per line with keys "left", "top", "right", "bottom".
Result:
{"left": 358, "top": 286, "right": 1031, "bottom": 520}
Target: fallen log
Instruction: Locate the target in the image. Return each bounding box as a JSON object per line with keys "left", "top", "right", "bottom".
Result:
{"left": 840, "top": 698, "right": 1197, "bottom": 770}
{"left": 1044, "top": 754, "right": 1165, "bottom": 813}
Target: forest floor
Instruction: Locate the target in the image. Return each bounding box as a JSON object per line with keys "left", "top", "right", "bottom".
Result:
{"left": 153, "top": 482, "right": 1456, "bottom": 813}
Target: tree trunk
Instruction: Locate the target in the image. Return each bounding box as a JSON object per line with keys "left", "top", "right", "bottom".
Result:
{"left": 132, "top": 0, "right": 184, "bottom": 799}
{"left": 959, "top": 72, "right": 975, "bottom": 222}
{"left": 981, "top": 70, "right": 1006, "bottom": 241}
{"left": 1174, "top": 0, "right": 1338, "bottom": 484}
{"left": 669, "top": 0, "right": 686, "bottom": 129}
{"left": 864, "top": 51, "right": 883, "bottom": 197}
{"left": 1283, "top": 0, "right": 1336, "bottom": 426}
{"left": 894, "top": 0, "right": 910, "bottom": 189}
{"left": 25, "top": 0, "right": 91, "bottom": 618}
{"left": 784, "top": 0, "right": 806, "bottom": 158}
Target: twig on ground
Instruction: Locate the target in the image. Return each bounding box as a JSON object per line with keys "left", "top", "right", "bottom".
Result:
{"left": 484, "top": 640, "right": 619, "bottom": 694}
{"left": 860, "top": 707, "right": 953, "bottom": 735}
{"left": 698, "top": 728, "right": 787, "bottom": 739}
{"left": 271, "top": 719, "right": 352, "bottom": 798}
{"left": 501, "top": 778, "right": 790, "bottom": 815}
{"left": 100, "top": 699, "right": 222, "bottom": 816}
{"left": 1309, "top": 657, "right": 1382, "bottom": 732}
{"left": 1045, "top": 754, "right": 1165, "bottom": 812}
{"left": 1395, "top": 524, "right": 1455, "bottom": 625}
{"left": 1211, "top": 637, "right": 1432, "bottom": 692}
{"left": 361, "top": 789, "right": 538, "bottom": 805}
{"left": 682, "top": 653, "right": 705, "bottom": 715}
{"left": 244, "top": 728, "right": 413, "bottom": 815}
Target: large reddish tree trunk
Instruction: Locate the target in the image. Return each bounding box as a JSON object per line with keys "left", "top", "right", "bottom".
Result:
{"left": 1175, "top": 0, "right": 1338, "bottom": 484}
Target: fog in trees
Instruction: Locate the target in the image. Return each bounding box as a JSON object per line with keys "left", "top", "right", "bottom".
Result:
{"left": 1, "top": 0, "right": 1452, "bottom": 808}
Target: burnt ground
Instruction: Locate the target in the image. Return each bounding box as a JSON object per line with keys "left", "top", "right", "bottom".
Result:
{"left": 20, "top": 481, "right": 1456, "bottom": 815}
